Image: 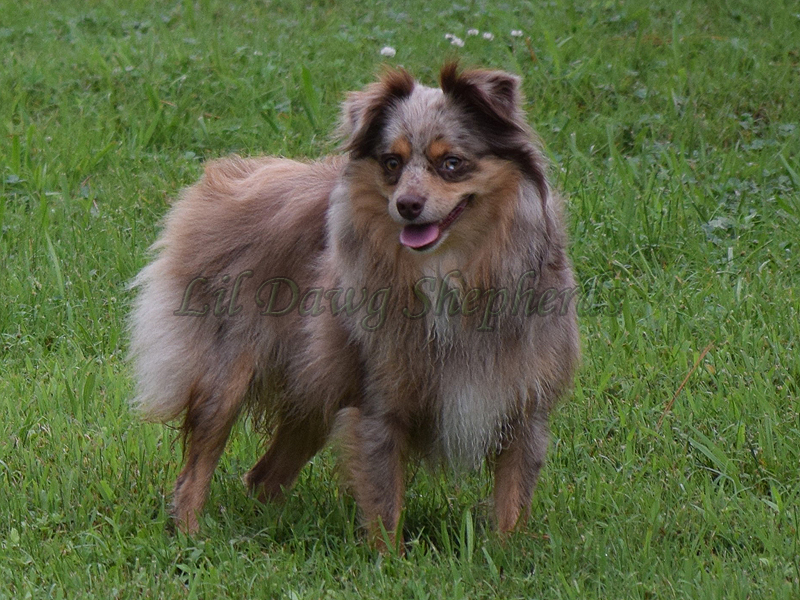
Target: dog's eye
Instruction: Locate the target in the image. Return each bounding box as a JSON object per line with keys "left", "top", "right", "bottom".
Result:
{"left": 441, "top": 156, "right": 462, "bottom": 172}
{"left": 382, "top": 155, "right": 402, "bottom": 172}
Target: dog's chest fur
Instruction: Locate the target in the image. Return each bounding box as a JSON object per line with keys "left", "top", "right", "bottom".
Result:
{"left": 357, "top": 306, "right": 527, "bottom": 467}
{"left": 420, "top": 266, "right": 526, "bottom": 465}
{"left": 331, "top": 255, "right": 533, "bottom": 467}
{"left": 433, "top": 351, "right": 525, "bottom": 467}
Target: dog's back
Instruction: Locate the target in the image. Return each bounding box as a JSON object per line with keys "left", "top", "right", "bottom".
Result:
{"left": 129, "top": 155, "right": 346, "bottom": 423}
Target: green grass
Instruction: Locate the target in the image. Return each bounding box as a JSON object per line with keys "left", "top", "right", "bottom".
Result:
{"left": 1, "top": 0, "right": 799, "bottom": 597}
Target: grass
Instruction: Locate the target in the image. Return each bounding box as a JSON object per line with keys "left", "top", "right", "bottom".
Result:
{"left": 1, "top": 0, "right": 799, "bottom": 597}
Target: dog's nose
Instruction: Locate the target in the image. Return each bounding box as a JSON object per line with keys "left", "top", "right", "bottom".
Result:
{"left": 396, "top": 195, "right": 426, "bottom": 221}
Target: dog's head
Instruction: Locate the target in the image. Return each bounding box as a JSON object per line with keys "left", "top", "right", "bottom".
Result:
{"left": 338, "top": 64, "right": 549, "bottom": 256}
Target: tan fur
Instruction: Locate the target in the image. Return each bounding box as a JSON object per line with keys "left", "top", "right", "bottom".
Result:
{"left": 129, "top": 64, "right": 579, "bottom": 546}
{"left": 390, "top": 136, "right": 412, "bottom": 162}
{"left": 426, "top": 139, "right": 452, "bottom": 162}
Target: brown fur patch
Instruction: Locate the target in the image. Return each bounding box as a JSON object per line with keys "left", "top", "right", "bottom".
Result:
{"left": 390, "top": 136, "right": 412, "bottom": 161}
{"left": 427, "top": 139, "right": 452, "bottom": 162}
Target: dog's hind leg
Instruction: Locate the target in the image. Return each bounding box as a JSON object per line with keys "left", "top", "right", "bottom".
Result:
{"left": 492, "top": 410, "right": 550, "bottom": 533}
{"left": 172, "top": 353, "right": 254, "bottom": 534}
{"left": 243, "top": 414, "right": 327, "bottom": 502}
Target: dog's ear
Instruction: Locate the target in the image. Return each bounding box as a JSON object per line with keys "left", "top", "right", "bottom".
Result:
{"left": 339, "top": 68, "right": 415, "bottom": 158}
{"left": 439, "top": 63, "right": 525, "bottom": 131}
{"left": 441, "top": 63, "right": 550, "bottom": 221}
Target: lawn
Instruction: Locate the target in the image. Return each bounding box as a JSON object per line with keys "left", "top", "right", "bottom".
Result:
{"left": 1, "top": 0, "right": 799, "bottom": 598}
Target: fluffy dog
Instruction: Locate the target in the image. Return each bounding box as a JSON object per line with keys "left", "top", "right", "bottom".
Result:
{"left": 129, "top": 63, "right": 579, "bottom": 546}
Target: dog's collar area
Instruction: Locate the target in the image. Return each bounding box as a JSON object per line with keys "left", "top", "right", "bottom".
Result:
{"left": 400, "top": 194, "right": 473, "bottom": 252}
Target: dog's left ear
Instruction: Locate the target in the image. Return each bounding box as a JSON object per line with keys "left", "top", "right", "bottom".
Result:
{"left": 441, "top": 63, "right": 550, "bottom": 219}
{"left": 439, "top": 64, "right": 525, "bottom": 131}
{"left": 339, "top": 69, "right": 415, "bottom": 158}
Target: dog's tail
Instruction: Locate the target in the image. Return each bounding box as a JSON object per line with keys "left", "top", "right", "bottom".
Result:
{"left": 127, "top": 157, "right": 263, "bottom": 423}
{"left": 127, "top": 256, "right": 201, "bottom": 422}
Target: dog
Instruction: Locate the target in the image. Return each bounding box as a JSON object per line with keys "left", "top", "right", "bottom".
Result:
{"left": 129, "top": 63, "right": 579, "bottom": 547}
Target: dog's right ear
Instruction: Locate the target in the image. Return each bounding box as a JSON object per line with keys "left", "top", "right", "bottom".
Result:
{"left": 339, "top": 68, "right": 415, "bottom": 159}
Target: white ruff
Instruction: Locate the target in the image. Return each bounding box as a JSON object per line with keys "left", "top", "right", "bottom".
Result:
{"left": 437, "top": 359, "right": 526, "bottom": 468}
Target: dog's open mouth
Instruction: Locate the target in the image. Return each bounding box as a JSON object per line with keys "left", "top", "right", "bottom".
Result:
{"left": 399, "top": 195, "right": 472, "bottom": 251}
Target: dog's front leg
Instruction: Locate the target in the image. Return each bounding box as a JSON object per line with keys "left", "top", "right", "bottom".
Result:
{"left": 493, "top": 410, "right": 550, "bottom": 533}
{"left": 336, "top": 408, "right": 407, "bottom": 551}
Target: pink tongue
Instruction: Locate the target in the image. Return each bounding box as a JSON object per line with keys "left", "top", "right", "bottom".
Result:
{"left": 400, "top": 223, "right": 440, "bottom": 249}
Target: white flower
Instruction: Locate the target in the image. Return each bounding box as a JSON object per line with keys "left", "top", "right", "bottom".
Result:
{"left": 482, "top": 32, "right": 494, "bottom": 40}
{"left": 445, "top": 33, "right": 455, "bottom": 40}
{"left": 450, "top": 36, "right": 465, "bottom": 47}
{"left": 380, "top": 46, "right": 396, "bottom": 57}
{"left": 467, "top": 29, "right": 479, "bottom": 36}
{"left": 511, "top": 29, "right": 523, "bottom": 37}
